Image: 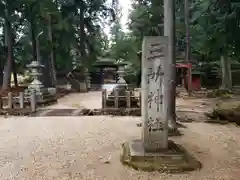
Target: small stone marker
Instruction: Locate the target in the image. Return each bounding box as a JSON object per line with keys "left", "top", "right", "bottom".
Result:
{"left": 141, "top": 36, "right": 168, "bottom": 151}
{"left": 8, "top": 92, "right": 13, "bottom": 109}
{"left": 19, "top": 92, "right": 24, "bottom": 109}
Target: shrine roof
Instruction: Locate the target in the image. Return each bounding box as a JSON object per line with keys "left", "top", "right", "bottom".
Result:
{"left": 93, "top": 57, "right": 117, "bottom": 66}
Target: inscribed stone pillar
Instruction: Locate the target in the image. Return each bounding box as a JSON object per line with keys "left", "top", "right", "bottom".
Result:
{"left": 141, "top": 36, "right": 168, "bottom": 151}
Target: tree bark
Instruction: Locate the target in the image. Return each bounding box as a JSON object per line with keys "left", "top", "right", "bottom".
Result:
{"left": 47, "top": 14, "right": 57, "bottom": 87}
{"left": 2, "top": 8, "right": 13, "bottom": 90}
{"left": 164, "top": 0, "right": 169, "bottom": 36}
{"left": 0, "top": 65, "right": 3, "bottom": 87}
{"left": 0, "top": 48, "right": 5, "bottom": 86}
{"left": 12, "top": 47, "right": 18, "bottom": 87}
{"left": 184, "top": 0, "right": 190, "bottom": 62}
{"left": 184, "top": 0, "right": 192, "bottom": 94}
{"left": 79, "top": 5, "right": 86, "bottom": 63}
{"left": 29, "top": 9, "right": 37, "bottom": 62}
{"left": 166, "top": 0, "right": 177, "bottom": 130}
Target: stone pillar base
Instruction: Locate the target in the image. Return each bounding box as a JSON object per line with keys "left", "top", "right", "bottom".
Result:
{"left": 120, "top": 140, "right": 201, "bottom": 173}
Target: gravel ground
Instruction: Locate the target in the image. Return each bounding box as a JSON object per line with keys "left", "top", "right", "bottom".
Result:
{"left": 0, "top": 116, "right": 240, "bottom": 180}
{"left": 47, "top": 92, "right": 102, "bottom": 109}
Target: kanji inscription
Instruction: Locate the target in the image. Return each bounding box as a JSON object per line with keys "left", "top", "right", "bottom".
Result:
{"left": 147, "top": 117, "right": 165, "bottom": 132}
{"left": 142, "top": 36, "right": 168, "bottom": 150}
{"left": 148, "top": 89, "right": 163, "bottom": 112}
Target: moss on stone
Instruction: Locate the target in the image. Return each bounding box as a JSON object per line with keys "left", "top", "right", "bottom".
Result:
{"left": 206, "top": 89, "right": 232, "bottom": 98}
{"left": 206, "top": 101, "right": 240, "bottom": 125}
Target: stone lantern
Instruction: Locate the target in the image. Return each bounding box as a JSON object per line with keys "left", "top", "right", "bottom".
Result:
{"left": 25, "top": 61, "right": 45, "bottom": 92}
{"left": 25, "top": 61, "right": 56, "bottom": 103}
{"left": 116, "top": 60, "right": 128, "bottom": 84}
{"left": 84, "top": 68, "right": 91, "bottom": 90}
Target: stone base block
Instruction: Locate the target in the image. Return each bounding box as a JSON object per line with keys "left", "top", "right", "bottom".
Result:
{"left": 120, "top": 140, "right": 201, "bottom": 173}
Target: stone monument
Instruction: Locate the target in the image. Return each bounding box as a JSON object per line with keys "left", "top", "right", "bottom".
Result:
{"left": 141, "top": 36, "right": 168, "bottom": 151}
{"left": 120, "top": 36, "right": 201, "bottom": 172}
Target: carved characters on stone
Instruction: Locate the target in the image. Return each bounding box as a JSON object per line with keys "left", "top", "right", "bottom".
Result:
{"left": 147, "top": 43, "right": 166, "bottom": 60}
{"left": 148, "top": 89, "right": 163, "bottom": 111}
{"left": 147, "top": 117, "right": 165, "bottom": 132}
{"left": 147, "top": 65, "right": 164, "bottom": 84}
{"left": 142, "top": 37, "right": 168, "bottom": 149}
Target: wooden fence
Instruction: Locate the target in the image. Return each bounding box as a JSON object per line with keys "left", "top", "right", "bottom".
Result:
{"left": 0, "top": 91, "right": 37, "bottom": 112}
{"left": 101, "top": 88, "right": 141, "bottom": 109}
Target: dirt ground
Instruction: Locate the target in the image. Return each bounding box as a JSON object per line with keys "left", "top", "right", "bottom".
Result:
{"left": 0, "top": 92, "right": 240, "bottom": 180}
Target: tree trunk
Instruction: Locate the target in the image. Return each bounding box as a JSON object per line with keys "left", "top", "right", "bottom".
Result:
{"left": 11, "top": 32, "right": 18, "bottom": 87}
{"left": 0, "top": 49, "right": 4, "bottom": 86}
{"left": 166, "top": 0, "right": 177, "bottom": 131}
{"left": 12, "top": 50, "right": 18, "bottom": 87}
{"left": 184, "top": 0, "right": 192, "bottom": 94}
{"left": 42, "top": 52, "right": 52, "bottom": 87}
{"left": 2, "top": 9, "right": 13, "bottom": 90}
{"left": 164, "top": 0, "right": 169, "bottom": 36}
{"left": 79, "top": 5, "right": 86, "bottom": 63}
{"left": 66, "top": 46, "right": 73, "bottom": 71}
{"left": 29, "top": 7, "right": 37, "bottom": 61}
{"left": 47, "top": 14, "right": 57, "bottom": 87}
{"left": 0, "top": 65, "right": 3, "bottom": 87}
{"left": 220, "top": 55, "right": 232, "bottom": 89}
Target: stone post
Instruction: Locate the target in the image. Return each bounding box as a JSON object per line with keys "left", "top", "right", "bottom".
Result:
{"left": 126, "top": 91, "right": 131, "bottom": 108}
{"left": 8, "top": 92, "right": 13, "bottom": 109}
{"left": 102, "top": 89, "right": 107, "bottom": 109}
{"left": 114, "top": 88, "right": 119, "bottom": 108}
{"left": 141, "top": 36, "right": 168, "bottom": 151}
{"left": 19, "top": 92, "right": 24, "bottom": 109}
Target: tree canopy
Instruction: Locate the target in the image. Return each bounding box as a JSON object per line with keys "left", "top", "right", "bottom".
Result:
{"left": 1, "top": 0, "right": 240, "bottom": 88}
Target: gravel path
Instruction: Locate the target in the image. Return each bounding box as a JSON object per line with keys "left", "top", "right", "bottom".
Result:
{"left": 0, "top": 116, "right": 240, "bottom": 180}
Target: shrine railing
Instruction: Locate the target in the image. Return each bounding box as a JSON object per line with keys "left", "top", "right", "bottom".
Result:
{"left": 0, "top": 91, "right": 37, "bottom": 112}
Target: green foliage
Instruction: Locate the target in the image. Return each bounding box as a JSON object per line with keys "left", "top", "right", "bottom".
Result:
{"left": 129, "top": 0, "right": 164, "bottom": 39}
{"left": 2, "top": 0, "right": 240, "bottom": 86}
{"left": 0, "top": 0, "right": 118, "bottom": 73}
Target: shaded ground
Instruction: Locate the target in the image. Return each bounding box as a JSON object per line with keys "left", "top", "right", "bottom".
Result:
{"left": 0, "top": 116, "right": 240, "bottom": 179}
{"left": 37, "top": 91, "right": 213, "bottom": 118}
{"left": 176, "top": 97, "right": 216, "bottom": 122}
{"left": 35, "top": 92, "right": 102, "bottom": 116}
